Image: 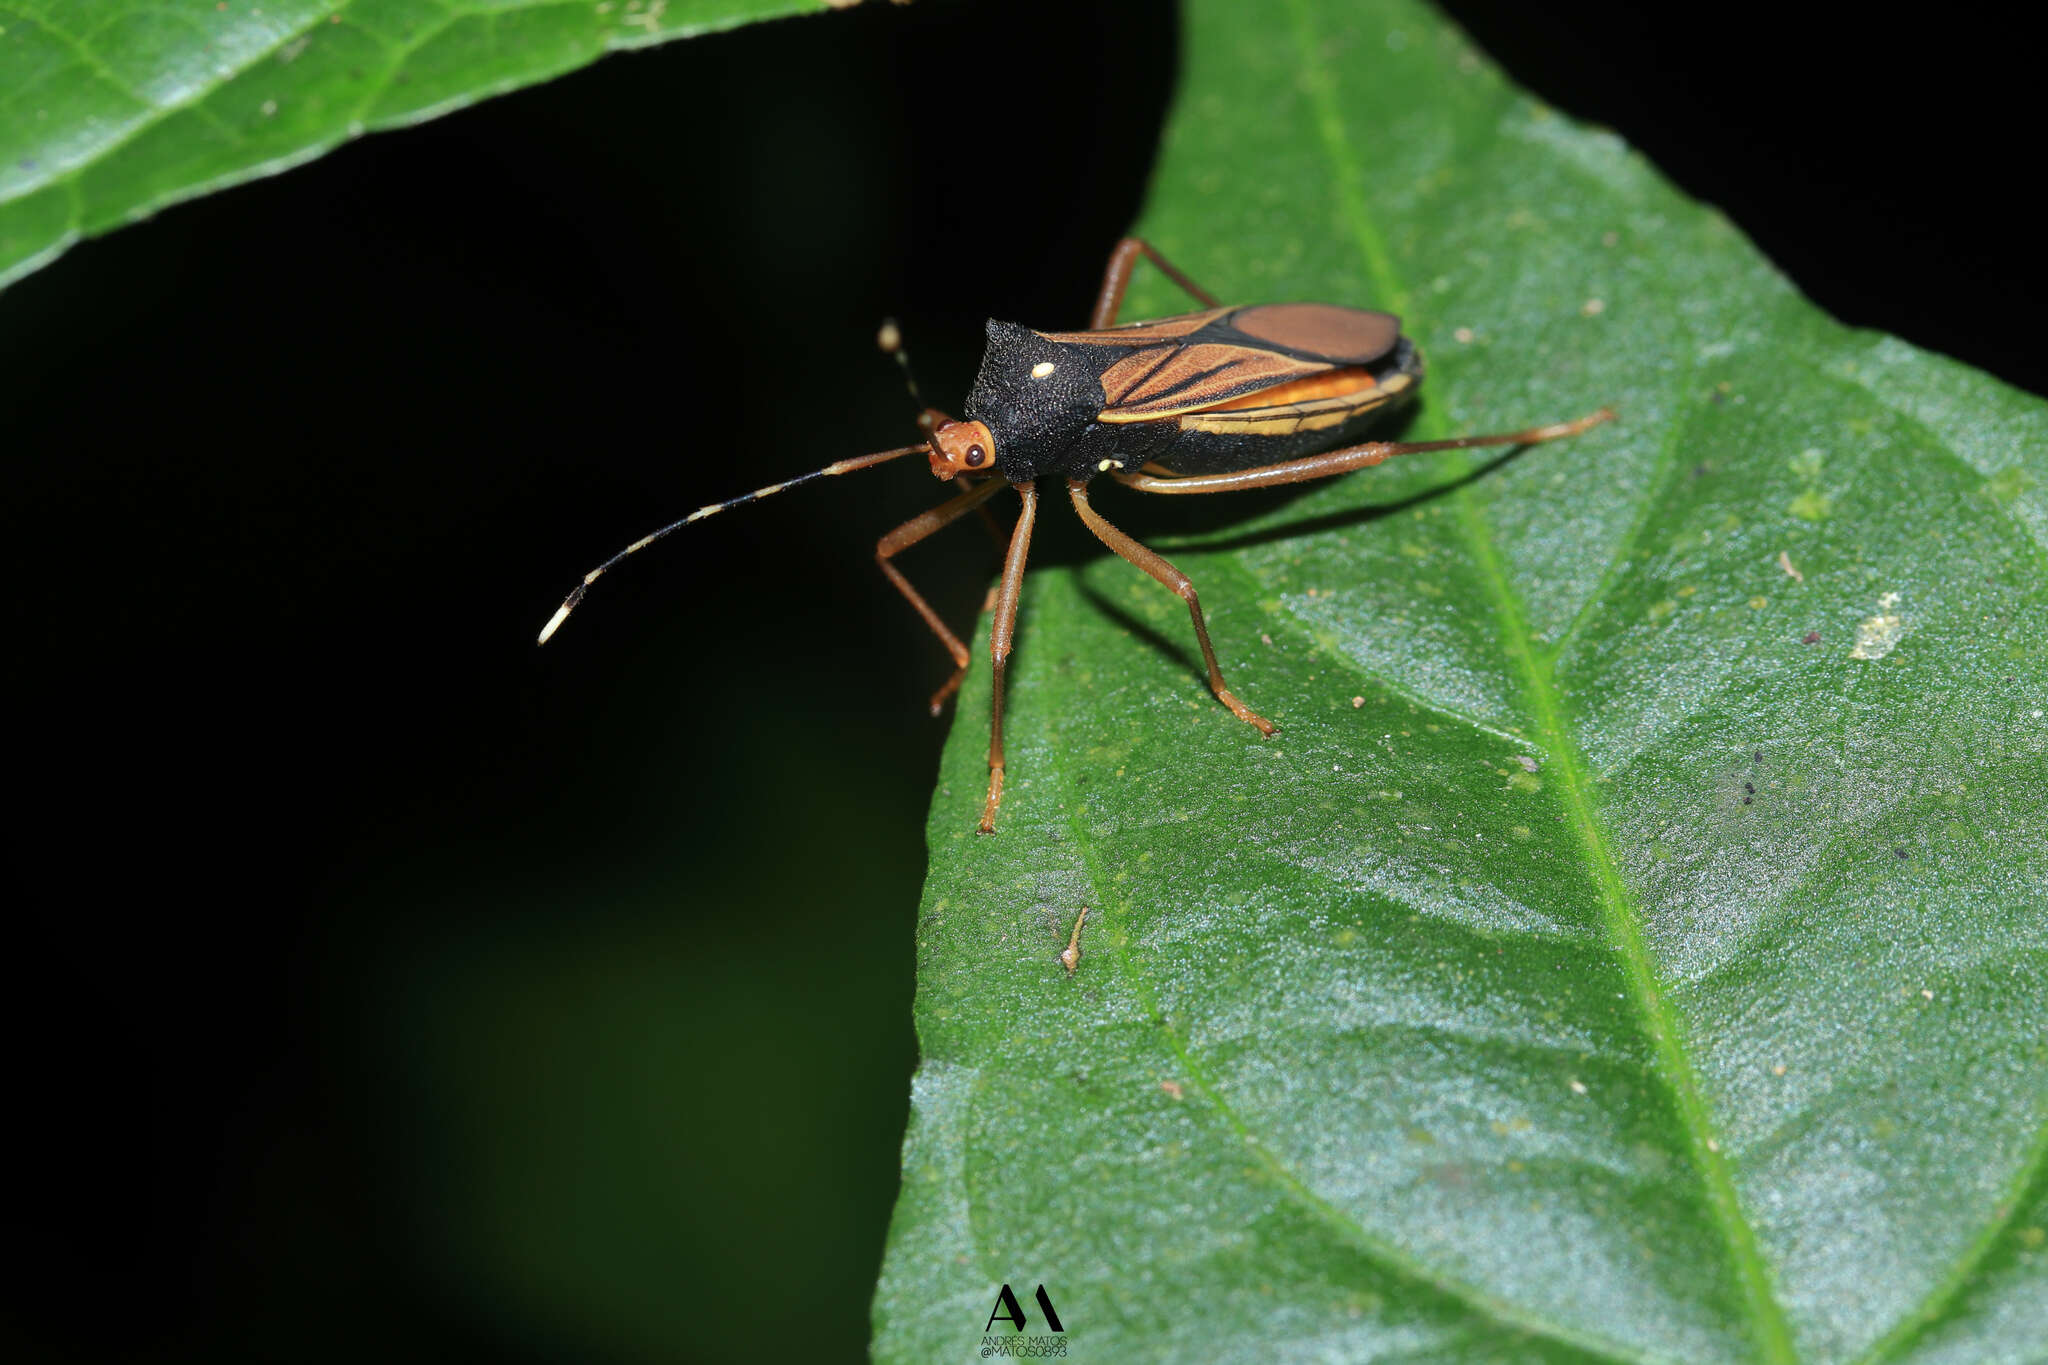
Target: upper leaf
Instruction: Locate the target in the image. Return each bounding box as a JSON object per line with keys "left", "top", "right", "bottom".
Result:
{"left": 872, "top": 1, "right": 2048, "bottom": 1361}
{"left": 0, "top": 0, "right": 830, "bottom": 288}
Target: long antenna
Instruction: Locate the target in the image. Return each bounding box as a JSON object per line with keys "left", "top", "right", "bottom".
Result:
{"left": 537, "top": 443, "right": 926, "bottom": 644}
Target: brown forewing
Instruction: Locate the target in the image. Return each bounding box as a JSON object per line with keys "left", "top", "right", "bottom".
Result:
{"left": 1228, "top": 303, "right": 1400, "bottom": 363}
{"left": 1096, "top": 342, "right": 1336, "bottom": 421}
{"left": 1047, "top": 301, "right": 1405, "bottom": 423}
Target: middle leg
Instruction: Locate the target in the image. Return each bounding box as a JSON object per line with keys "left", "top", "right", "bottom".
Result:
{"left": 1067, "top": 478, "right": 1275, "bottom": 737}
{"left": 979, "top": 482, "right": 1040, "bottom": 834}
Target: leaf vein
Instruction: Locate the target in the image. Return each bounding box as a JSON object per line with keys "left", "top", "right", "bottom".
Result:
{"left": 1854, "top": 1115, "right": 2048, "bottom": 1364}
{"left": 1544, "top": 388, "right": 1696, "bottom": 664}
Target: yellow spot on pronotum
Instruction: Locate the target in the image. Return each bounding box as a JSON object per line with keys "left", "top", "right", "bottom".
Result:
{"left": 1031, "top": 361, "right": 1056, "bottom": 379}
{"left": 537, "top": 605, "right": 571, "bottom": 645}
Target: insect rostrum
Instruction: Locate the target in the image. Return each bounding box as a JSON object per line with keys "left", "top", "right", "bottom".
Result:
{"left": 542, "top": 237, "right": 1612, "bottom": 834}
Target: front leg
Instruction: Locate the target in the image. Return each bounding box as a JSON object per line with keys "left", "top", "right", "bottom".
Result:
{"left": 876, "top": 477, "right": 1010, "bottom": 714}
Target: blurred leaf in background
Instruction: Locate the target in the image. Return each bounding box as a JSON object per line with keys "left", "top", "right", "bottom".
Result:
{"left": 0, "top": 0, "right": 831, "bottom": 286}
{"left": 876, "top": 0, "right": 2047, "bottom": 1362}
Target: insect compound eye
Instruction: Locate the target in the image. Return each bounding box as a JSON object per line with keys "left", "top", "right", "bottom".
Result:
{"left": 965, "top": 445, "right": 986, "bottom": 468}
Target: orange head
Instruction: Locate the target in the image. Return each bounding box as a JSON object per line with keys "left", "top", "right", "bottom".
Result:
{"left": 921, "top": 409, "right": 996, "bottom": 479}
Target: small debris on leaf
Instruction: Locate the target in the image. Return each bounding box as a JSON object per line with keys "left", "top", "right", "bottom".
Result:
{"left": 1060, "top": 907, "right": 1089, "bottom": 974}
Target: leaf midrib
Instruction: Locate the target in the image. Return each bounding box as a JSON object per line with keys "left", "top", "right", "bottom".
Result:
{"left": 1280, "top": 2, "right": 1800, "bottom": 1360}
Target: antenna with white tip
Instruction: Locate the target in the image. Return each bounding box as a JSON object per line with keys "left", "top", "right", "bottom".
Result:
{"left": 536, "top": 443, "right": 927, "bottom": 645}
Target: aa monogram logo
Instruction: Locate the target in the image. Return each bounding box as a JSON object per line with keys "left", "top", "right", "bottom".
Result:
{"left": 980, "top": 1283, "right": 1067, "bottom": 1357}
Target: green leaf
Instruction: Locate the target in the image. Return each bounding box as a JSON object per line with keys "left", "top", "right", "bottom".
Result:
{"left": 0, "top": 0, "right": 830, "bottom": 288}
{"left": 873, "top": 0, "right": 2048, "bottom": 1361}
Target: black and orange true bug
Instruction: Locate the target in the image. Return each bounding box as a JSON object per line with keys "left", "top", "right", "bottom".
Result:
{"left": 540, "top": 238, "right": 1613, "bottom": 832}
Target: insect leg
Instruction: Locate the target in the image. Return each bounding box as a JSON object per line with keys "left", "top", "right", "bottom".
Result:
{"left": 1111, "top": 408, "right": 1617, "bottom": 495}
{"left": 979, "top": 482, "right": 1040, "bottom": 834}
{"left": 1066, "top": 478, "right": 1276, "bottom": 737}
{"left": 877, "top": 476, "right": 1012, "bottom": 714}
{"left": 1090, "top": 237, "right": 1223, "bottom": 329}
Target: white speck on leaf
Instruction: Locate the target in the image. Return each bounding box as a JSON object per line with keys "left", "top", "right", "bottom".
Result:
{"left": 1851, "top": 593, "right": 1908, "bottom": 660}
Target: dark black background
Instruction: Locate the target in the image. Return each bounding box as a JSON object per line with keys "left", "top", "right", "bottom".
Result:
{"left": 4, "top": 2, "right": 2036, "bottom": 1362}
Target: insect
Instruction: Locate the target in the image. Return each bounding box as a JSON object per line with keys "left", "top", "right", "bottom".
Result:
{"left": 540, "top": 237, "right": 1613, "bottom": 833}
